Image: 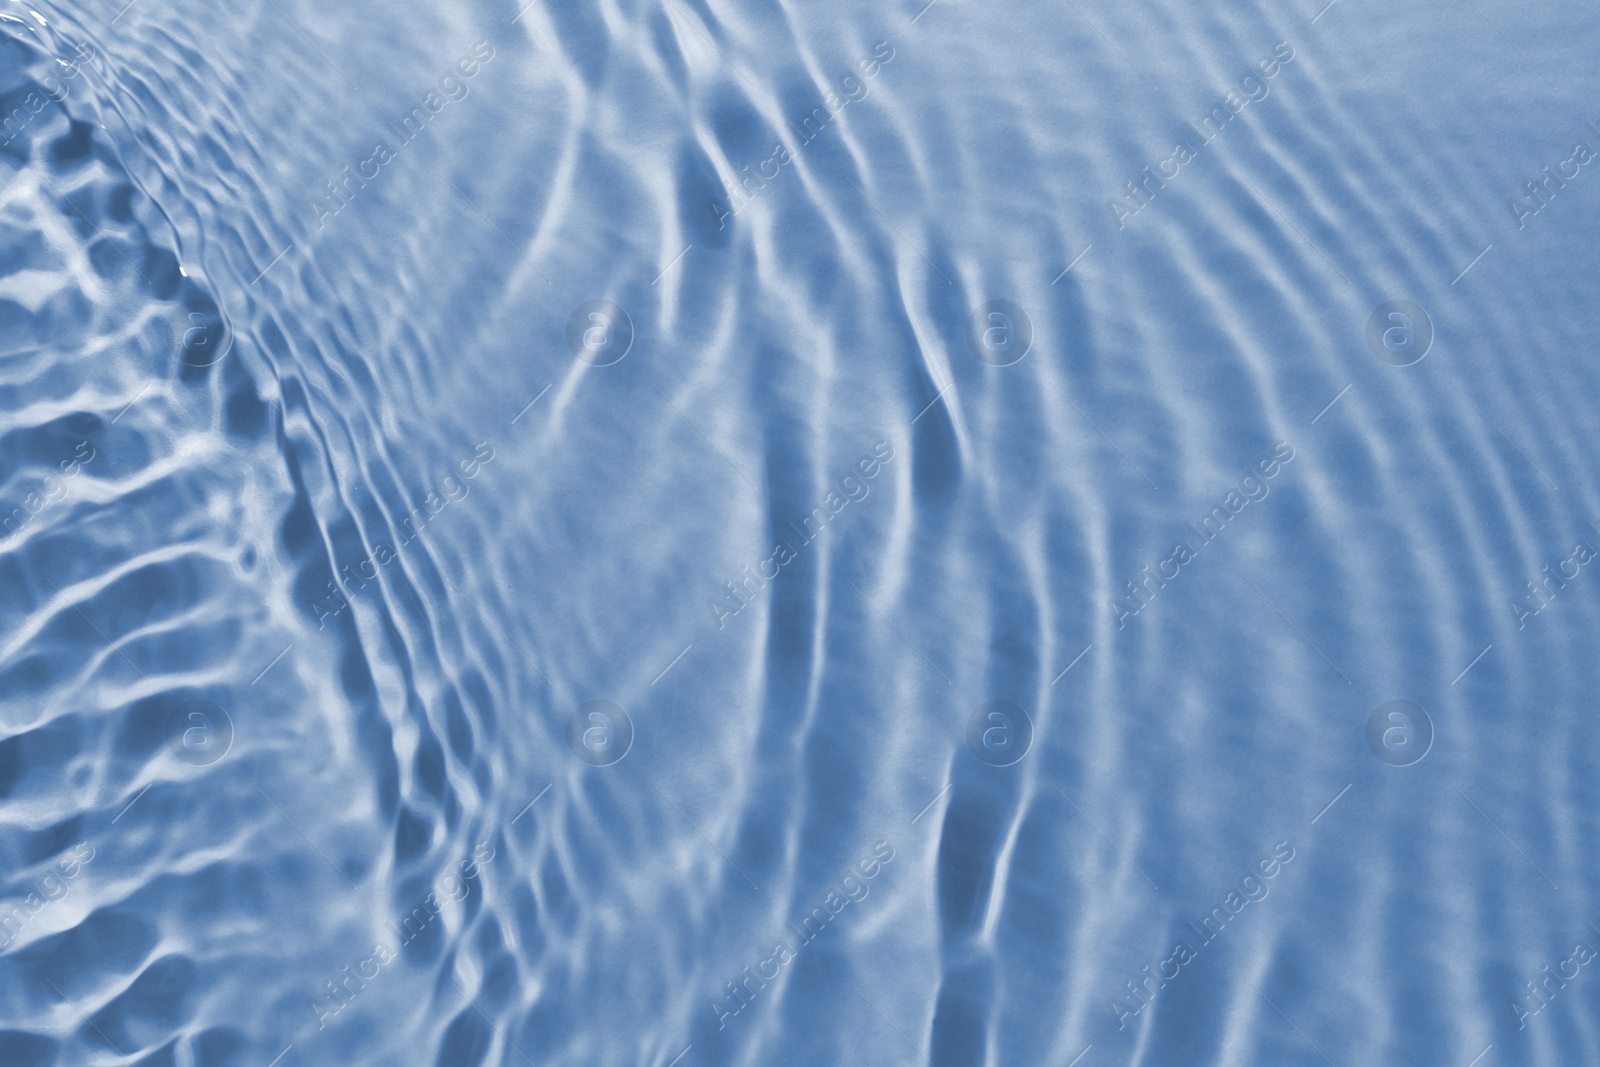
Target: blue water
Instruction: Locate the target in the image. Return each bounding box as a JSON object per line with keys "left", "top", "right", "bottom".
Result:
{"left": 3, "top": 0, "right": 1600, "bottom": 1064}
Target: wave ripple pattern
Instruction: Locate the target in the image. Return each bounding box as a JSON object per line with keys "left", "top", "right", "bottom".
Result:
{"left": 2, "top": 0, "right": 1599, "bottom": 1064}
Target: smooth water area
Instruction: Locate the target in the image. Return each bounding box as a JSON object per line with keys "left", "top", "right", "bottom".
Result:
{"left": 2, "top": 0, "right": 1600, "bottom": 1064}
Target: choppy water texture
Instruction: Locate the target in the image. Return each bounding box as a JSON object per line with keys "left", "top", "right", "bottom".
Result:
{"left": 2, "top": 0, "right": 1600, "bottom": 1063}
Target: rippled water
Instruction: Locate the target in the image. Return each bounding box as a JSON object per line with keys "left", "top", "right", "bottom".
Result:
{"left": 3, "top": 0, "right": 1600, "bottom": 1063}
